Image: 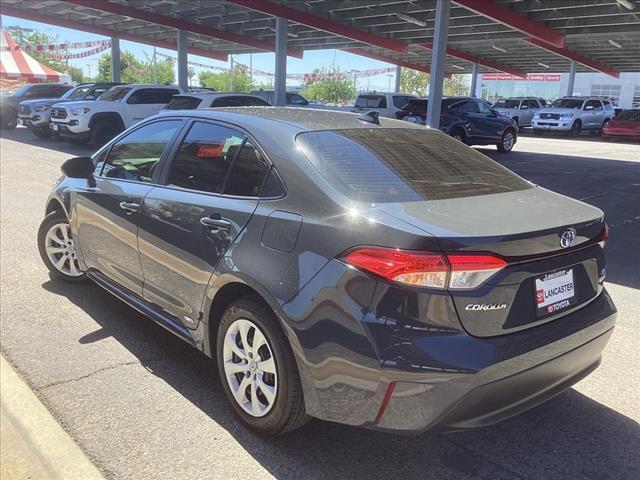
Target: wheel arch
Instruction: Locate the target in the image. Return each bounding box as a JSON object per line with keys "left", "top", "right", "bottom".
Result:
{"left": 45, "top": 196, "right": 69, "bottom": 219}
{"left": 88, "top": 111, "right": 125, "bottom": 131}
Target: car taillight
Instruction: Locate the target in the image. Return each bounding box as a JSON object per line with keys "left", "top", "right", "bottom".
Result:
{"left": 343, "top": 247, "right": 507, "bottom": 290}
{"left": 598, "top": 223, "right": 609, "bottom": 248}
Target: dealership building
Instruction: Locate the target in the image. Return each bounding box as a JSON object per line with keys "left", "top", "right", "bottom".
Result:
{"left": 477, "top": 71, "right": 640, "bottom": 108}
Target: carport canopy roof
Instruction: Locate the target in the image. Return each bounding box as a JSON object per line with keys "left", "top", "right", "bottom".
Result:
{"left": 3, "top": 0, "right": 640, "bottom": 78}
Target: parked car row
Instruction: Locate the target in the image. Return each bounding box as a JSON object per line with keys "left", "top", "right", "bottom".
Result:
{"left": 396, "top": 96, "right": 518, "bottom": 152}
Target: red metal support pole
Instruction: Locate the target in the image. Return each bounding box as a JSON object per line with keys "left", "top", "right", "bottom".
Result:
{"left": 65, "top": 0, "right": 303, "bottom": 58}
{"left": 420, "top": 43, "right": 527, "bottom": 78}
{"left": 229, "top": 0, "right": 409, "bottom": 54}
{"left": 1, "top": 5, "right": 228, "bottom": 62}
{"left": 524, "top": 38, "right": 620, "bottom": 78}
{"left": 453, "top": 0, "right": 565, "bottom": 48}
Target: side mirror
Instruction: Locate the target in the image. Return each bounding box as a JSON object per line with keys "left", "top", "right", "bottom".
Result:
{"left": 584, "top": 105, "right": 594, "bottom": 110}
{"left": 491, "top": 109, "right": 498, "bottom": 116}
{"left": 61, "top": 156, "right": 93, "bottom": 179}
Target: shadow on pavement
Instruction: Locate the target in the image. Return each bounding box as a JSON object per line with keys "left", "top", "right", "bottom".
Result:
{"left": 484, "top": 149, "right": 640, "bottom": 290}
{"left": 518, "top": 129, "right": 640, "bottom": 146}
{"left": 42, "top": 278, "right": 640, "bottom": 480}
{"left": 1, "top": 126, "right": 96, "bottom": 157}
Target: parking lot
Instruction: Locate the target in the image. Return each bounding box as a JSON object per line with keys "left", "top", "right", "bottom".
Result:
{"left": 1, "top": 127, "right": 639, "bottom": 479}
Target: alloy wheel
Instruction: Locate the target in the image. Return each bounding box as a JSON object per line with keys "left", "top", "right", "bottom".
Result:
{"left": 222, "top": 318, "right": 277, "bottom": 417}
{"left": 44, "top": 222, "right": 83, "bottom": 277}
{"left": 503, "top": 131, "right": 515, "bottom": 151}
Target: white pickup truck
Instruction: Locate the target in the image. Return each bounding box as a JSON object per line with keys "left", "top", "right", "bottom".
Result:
{"left": 50, "top": 84, "right": 183, "bottom": 146}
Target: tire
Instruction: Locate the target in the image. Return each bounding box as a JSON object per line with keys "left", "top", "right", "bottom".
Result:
{"left": 32, "top": 127, "right": 52, "bottom": 139}
{"left": 569, "top": 120, "right": 582, "bottom": 137}
{"left": 37, "top": 211, "right": 87, "bottom": 283}
{"left": 1, "top": 112, "right": 17, "bottom": 130}
{"left": 497, "top": 128, "right": 516, "bottom": 153}
{"left": 450, "top": 128, "right": 467, "bottom": 144}
{"left": 216, "top": 296, "right": 308, "bottom": 436}
{"left": 90, "top": 122, "right": 120, "bottom": 147}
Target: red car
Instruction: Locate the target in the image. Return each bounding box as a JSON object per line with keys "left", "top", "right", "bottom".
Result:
{"left": 602, "top": 109, "right": 640, "bottom": 140}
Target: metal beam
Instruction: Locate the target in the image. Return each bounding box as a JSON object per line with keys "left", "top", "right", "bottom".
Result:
{"left": 394, "top": 66, "right": 401, "bottom": 93}
{"left": 341, "top": 48, "right": 431, "bottom": 74}
{"left": 567, "top": 60, "right": 576, "bottom": 96}
{"left": 453, "top": 0, "right": 565, "bottom": 48}
{"left": 65, "top": 0, "right": 304, "bottom": 58}
{"left": 469, "top": 63, "right": 478, "bottom": 97}
{"left": 420, "top": 43, "right": 527, "bottom": 78}
{"left": 524, "top": 38, "right": 620, "bottom": 78}
{"left": 177, "top": 29, "right": 188, "bottom": 90}
{"left": 111, "top": 37, "right": 121, "bottom": 82}
{"left": 228, "top": 0, "right": 409, "bottom": 54}
{"left": 274, "top": 17, "right": 287, "bottom": 107}
{"left": 1, "top": 5, "right": 228, "bottom": 62}
{"left": 426, "top": 0, "right": 450, "bottom": 129}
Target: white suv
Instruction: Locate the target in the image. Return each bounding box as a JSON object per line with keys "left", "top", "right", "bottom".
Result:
{"left": 50, "top": 84, "right": 183, "bottom": 146}
{"left": 494, "top": 97, "right": 546, "bottom": 128}
{"left": 352, "top": 92, "right": 417, "bottom": 118}
{"left": 531, "top": 96, "right": 615, "bottom": 136}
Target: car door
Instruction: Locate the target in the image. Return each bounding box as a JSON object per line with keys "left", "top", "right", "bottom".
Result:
{"left": 473, "top": 100, "right": 505, "bottom": 140}
{"left": 583, "top": 99, "right": 601, "bottom": 128}
{"left": 138, "top": 120, "right": 270, "bottom": 325}
{"left": 74, "top": 119, "right": 184, "bottom": 294}
{"left": 124, "top": 88, "right": 180, "bottom": 127}
{"left": 521, "top": 100, "right": 538, "bottom": 125}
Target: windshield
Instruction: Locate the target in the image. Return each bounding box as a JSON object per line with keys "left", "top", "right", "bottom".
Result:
{"left": 297, "top": 129, "right": 531, "bottom": 203}
{"left": 616, "top": 110, "right": 640, "bottom": 121}
{"left": 6, "top": 84, "right": 31, "bottom": 97}
{"left": 494, "top": 100, "right": 520, "bottom": 109}
{"left": 62, "top": 86, "right": 91, "bottom": 100}
{"left": 550, "top": 99, "right": 584, "bottom": 109}
{"left": 100, "top": 86, "right": 132, "bottom": 102}
{"left": 165, "top": 96, "right": 202, "bottom": 110}
{"left": 355, "top": 95, "right": 386, "bottom": 108}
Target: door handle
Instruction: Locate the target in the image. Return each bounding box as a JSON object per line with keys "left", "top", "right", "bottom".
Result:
{"left": 200, "top": 216, "right": 231, "bottom": 230}
{"left": 119, "top": 201, "right": 140, "bottom": 214}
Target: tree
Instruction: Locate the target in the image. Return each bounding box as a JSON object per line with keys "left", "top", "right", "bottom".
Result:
{"left": 303, "top": 68, "right": 356, "bottom": 103}
{"left": 198, "top": 64, "right": 252, "bottom": 92}
{"left": 444, "top": 74, "right": 471, "bottom": 96}
{"left": 400, "top": 69, "right": 429, "bottom": 96}
{"left": 96, "top": 52, "right": 175, "bottom": 84}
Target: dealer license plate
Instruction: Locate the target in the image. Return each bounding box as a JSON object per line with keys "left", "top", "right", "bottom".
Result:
{"left": 535, "top": 268, "right": 576, "bottom": 316}
{"left": 51, "top": 123, "right": 59, "bottom": 131}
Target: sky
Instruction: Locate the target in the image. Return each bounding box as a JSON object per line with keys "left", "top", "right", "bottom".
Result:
{"left": 1, "top": 15, "right": 404, "bottom": 91}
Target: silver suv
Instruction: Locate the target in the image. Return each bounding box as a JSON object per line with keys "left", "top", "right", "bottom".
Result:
{"left": 532, "top": 97, "right": 615, "bottom": 136}
{"left": 494, "top": 97, "right": 546, "bottom": 128}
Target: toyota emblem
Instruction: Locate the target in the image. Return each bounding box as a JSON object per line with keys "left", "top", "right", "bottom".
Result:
{"left": 560, "top": 230, "right": 576, "bottom": 248}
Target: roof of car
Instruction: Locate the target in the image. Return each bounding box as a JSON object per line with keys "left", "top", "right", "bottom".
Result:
{"left": 163, "top": 106, "right": 424, "bottom": 132}
{"left": 175, "top": 92, "right": 265, "bottom": 100}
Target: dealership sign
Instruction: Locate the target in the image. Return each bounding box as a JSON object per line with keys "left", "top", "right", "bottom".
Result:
{"left": 482, "top": 73, "right": 561, "bottom": 81}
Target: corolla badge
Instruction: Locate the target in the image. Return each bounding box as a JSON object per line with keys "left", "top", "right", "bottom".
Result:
{"left": 465, "top": 303, "right": 507, "bottom": 311}
{"left": 560, "top": 230, "right": 576, "bottom": 248}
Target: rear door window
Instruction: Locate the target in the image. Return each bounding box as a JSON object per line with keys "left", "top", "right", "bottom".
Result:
{"left": 296, "top": 129, "right": 531, "bottom": 202}
{"left": 165, "top": 121, "right": 245, "bottom": 194}
{"left": 166, "top": 96, "right": 203, "bottom": 109}
{"left": 392, "top": 95, "right": 412, "bottom": 108}
{"left": 355, "top": 95, "right": 387, "bottom": 108}
{"left": 223, "top": 141, "right": 270, "bottom": 197}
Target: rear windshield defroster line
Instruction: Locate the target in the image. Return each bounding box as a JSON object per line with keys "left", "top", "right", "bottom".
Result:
{"left": 296, "top": 128, "right": 532, "bottom": 203}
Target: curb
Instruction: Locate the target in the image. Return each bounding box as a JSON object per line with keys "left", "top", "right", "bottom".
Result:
{"left": 1, "top": 355, "right": 104, "bottom": 480}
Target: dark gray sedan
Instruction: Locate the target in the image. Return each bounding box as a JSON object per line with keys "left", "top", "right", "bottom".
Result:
{"left": 38, "top": 107, "right": 616, "bottom": 435}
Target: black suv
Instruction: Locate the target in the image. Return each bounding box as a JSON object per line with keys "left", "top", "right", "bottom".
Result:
{"left": 38, "top": 108, "right": 614, "bottom": 436}
{"left": 396, "top": 96, "right": 518, "bottom": 152}
{"left": 1, "top": 83, "right": 72, "bottom": 129}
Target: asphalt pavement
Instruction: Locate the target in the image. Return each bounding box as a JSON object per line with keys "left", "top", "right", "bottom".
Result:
{"left": 1, "top": 127, "right": 639, "bottom": 480}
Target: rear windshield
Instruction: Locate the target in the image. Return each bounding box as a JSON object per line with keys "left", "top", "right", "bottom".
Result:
{"left": 355, "top": 95, "right": 386, "bottom": 108}
{"left": 550, "top": 98, "right": 584, "bottom": 109}
{"left": 403, "top": 99, "right": 428, "bottom": 111}
{"left": 100, "top": 87, "right": 132, "bottom": 102}
{"left": 297, "top": 129, "right": 531, "bottom": 203}
{"left": 165, "top": 96, "right": 202, "bottom": 110}
{"left": 616, "top": 109, "right": 640, "bottom": 121}
{"left": 494, "top": 99, "right": 520, "bottom": 108}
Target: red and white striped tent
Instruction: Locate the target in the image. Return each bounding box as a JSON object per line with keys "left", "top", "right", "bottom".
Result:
{"left": 1, "top": 30, "right": 70, "bottom": 83}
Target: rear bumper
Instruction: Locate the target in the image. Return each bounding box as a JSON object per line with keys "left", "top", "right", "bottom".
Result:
{"left": 281, "top": 259, "right": 617, "bottom": 434}
{"left": 602, "top": 128, "right": 640, "bottom": 139}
